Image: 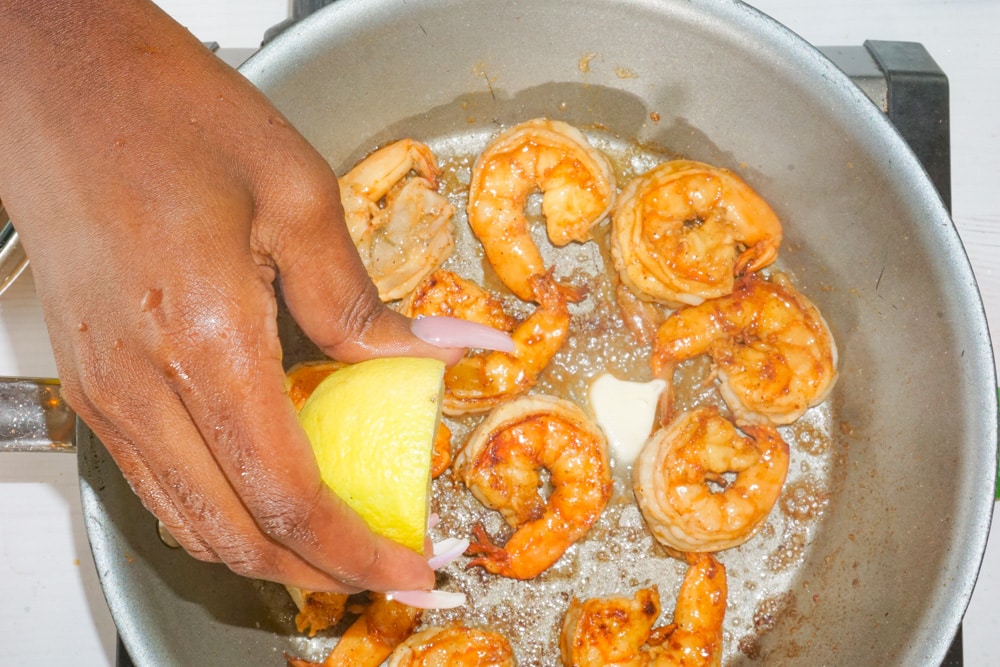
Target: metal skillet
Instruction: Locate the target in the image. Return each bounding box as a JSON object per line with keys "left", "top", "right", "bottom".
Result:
{"left": 76, "top": 0, "right": 997, "bottom": 664}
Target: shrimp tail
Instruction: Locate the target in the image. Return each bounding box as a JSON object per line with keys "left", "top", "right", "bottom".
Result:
{"left": 464, "top": 523, "right": 511, "bottom": 575}
{"left": 735, "top": 238, "right": 780, "bottom": 276}
{"left": 556, "top": 279, "right": 588, "bottom": 303}
{"left": 530, "top": 268, "right": 586, "bottom": 304}
{"left": 653, "top": 361, "right": 677, "bottom": 426}
{"left": 615, "top": 281, "right": 663, "bottom": 347}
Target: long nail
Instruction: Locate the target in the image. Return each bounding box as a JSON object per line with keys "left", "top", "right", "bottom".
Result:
{"left": 427, "top": 537, "right": 469, "bottom": 570}
{"left": 385, "top": 589, "right": 467, "bottom": 609}
{"left": 411, "top": 315, "right": 515, "bottom": 353}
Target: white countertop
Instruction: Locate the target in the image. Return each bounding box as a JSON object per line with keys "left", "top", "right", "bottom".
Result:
{"left": 1, "top": 1, "right": 997, "bottom": 664}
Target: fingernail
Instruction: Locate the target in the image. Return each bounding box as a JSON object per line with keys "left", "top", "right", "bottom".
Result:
{"left": 411, "top": 315, "right": 515, "bottom": 353}
{"left": 427, "top": 537, "right": 469, "bottom": 570}
{"left": 385, "top": 589, "right": 467, "bottom": 609}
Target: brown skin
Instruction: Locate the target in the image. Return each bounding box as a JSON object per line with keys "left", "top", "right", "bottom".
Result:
{"left": 0, "top": 0, "right": 463, "bottom": 593}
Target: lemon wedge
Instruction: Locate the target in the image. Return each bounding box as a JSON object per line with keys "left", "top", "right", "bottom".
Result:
{"left": 297, "top": 356, "right": 446, "bottom": 553}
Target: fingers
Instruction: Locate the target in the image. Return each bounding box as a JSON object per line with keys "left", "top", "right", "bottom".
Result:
{"left": 56, "top": 263, "right": 436, "bottom": 593}
{"left": 78, "top": 361, "right": 434, "bottom": 593}
{"left": 134, "top": 275, "right": 435, "bottom": 593}
{"left": 79, "top": 409, "right": 220, "bottom": 563}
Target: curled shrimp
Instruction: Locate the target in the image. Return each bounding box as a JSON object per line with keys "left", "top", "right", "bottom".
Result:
{"left": 633, "top": 406, "right": 789, "bottom": 553}
{"left": 285, "top": 593, "right": 422, "bottom": 667}
{"left": 560, "top": 554, "right": 727, "bottom": 667}
{"left": 467, "top": 118, "right": 616, "bottom": 302}
{"left": 611, "top": 159, "right": 782, "bottom": 307}
{"left": 388, "top": 625, "right": 516, "bottom": 667}
{"left": 401, "top": 269, "right": 570, "bottom": 416}
{"left": 454, "top": 394, "right": 612, "bottom": 579}
{"left": 651, "top": 272, "right": 838, "bottom": 426}
{"left": 340, "top": 139, "right": 456, "bottom": 301}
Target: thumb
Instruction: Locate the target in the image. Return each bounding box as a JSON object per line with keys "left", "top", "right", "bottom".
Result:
{"left": 266, "top": 179, "right": 465, "bottom": 366}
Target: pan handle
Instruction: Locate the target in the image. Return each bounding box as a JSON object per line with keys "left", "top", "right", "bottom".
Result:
{"left": 0, "top": 377, "right": 76, "bottom": 452}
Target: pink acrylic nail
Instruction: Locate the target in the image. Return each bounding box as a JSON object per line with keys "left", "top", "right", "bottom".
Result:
{"left": 385, "top": 589, "right": 467, "bottom": 609}
{"left": 411, "top": 315, "right": 515, "bottom": 353}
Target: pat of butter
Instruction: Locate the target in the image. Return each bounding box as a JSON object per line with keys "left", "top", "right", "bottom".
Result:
{"left": 589, "top": 373, "right": 667, "bottom": 465}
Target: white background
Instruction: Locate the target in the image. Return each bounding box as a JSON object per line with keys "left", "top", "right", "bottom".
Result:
{"left": 1, "top": 1, "right": 997, "bottom": 664}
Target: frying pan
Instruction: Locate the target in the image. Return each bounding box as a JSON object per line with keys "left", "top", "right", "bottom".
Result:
{"left": 15, "top": 0, "right": 1000, "bottom": 664}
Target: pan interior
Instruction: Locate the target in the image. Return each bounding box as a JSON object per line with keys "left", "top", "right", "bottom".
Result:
{"left": 80, "top": 1, "right": 996, "bottom": 665}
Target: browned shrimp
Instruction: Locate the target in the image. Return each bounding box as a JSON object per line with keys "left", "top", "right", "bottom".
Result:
{"left": 430, "top": 423, "right": 453, "bottom": 479}
{"left": 649, "top": 554, "right": 727, "bottom": 666}
{"left": 400, "top": 269, "right": 519, "bottom": 332}
{"left": 388, "top": 624, "right": 517, "bottom": 666}
{"left": 285, "top": 588, "right": 349, "bottom": 638}
{"left": 467, "top": 118, "right": 615, "bottom": 302}
{"left": 612, "top": 159, "right": 782, "bottom": 307}
{"left": 559, "top": 554, "right": 727, "bottom": 667}
{"left": 401, "top": 269, "right": 571, "bottom": 415}
{"left": 651, "top": 272, "right": 838, "bottom": 426}
{"left": 560, "top": 586, "right": 662, "bottom": 666}
{"left": 633, "top": 406, "right": 789, "bottom": 553}
{"left": 454, "top": 394, "right": 612, "bottom": 579}
{"left": 285, "top": 593, "right": 422, "bottom": 667}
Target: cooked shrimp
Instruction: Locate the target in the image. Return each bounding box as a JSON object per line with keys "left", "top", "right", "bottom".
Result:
{"left": 633, "top": 406, "right": 789, "bottom": 553}
{"left": 648, "top": 553, "right": 727, "bottom": 666}
{"left": 402, "top": 269, "right": 571, "bottom": 416}
{"left": 286, "top": 593, "right": 422, "bottom": 667}
{"left": 285, "top": 587, "right": 349, "bottom": 638}
{"left": 340, "top": 139, "right": 456, "bottom": 301}
{"left": 650, "top": 272, "right": 838, "bottom": 425}
{"left": 560, "top": 554, "right": 727, "bottom": 667}
{"left": 611, "top": 159, "right": 782, "bottom": 307}
{"left": 454, "top": 394, "right": 612, "bottom": 579}
{"left": 388, "top": 625, "right": 516, "bottom": 667}
{"left": 467, "top": 118, "right": 615, "bottom": 302}
{"left": 560, "top": 586, "right": 662, "bottom": 666}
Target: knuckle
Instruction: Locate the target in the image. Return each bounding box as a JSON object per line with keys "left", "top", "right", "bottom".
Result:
{"left": 253, "top": 480, "right": 327, "bottom": 546}
{"left": 178, "top": 538, "right": 222, "bottom": 564}
{"left": 260, "top": 165, "right": 342, "bottom": 243}
{"left": 338, "top": 544, "right": 383, "bottom": 588}
{"left": 215, "top": 545, "right": 278, "bottom": 580}
{"left": 335, "top": 291, "right": 383, "bottom": 346}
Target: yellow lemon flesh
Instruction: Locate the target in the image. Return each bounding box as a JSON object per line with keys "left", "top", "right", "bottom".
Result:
{"left": 297, "top": 357, "right": 446, "bottom": 553}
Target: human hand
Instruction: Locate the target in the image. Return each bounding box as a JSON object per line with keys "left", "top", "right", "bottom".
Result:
{"left": 0, "top": 0, "right": 463, "bottom": 593}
